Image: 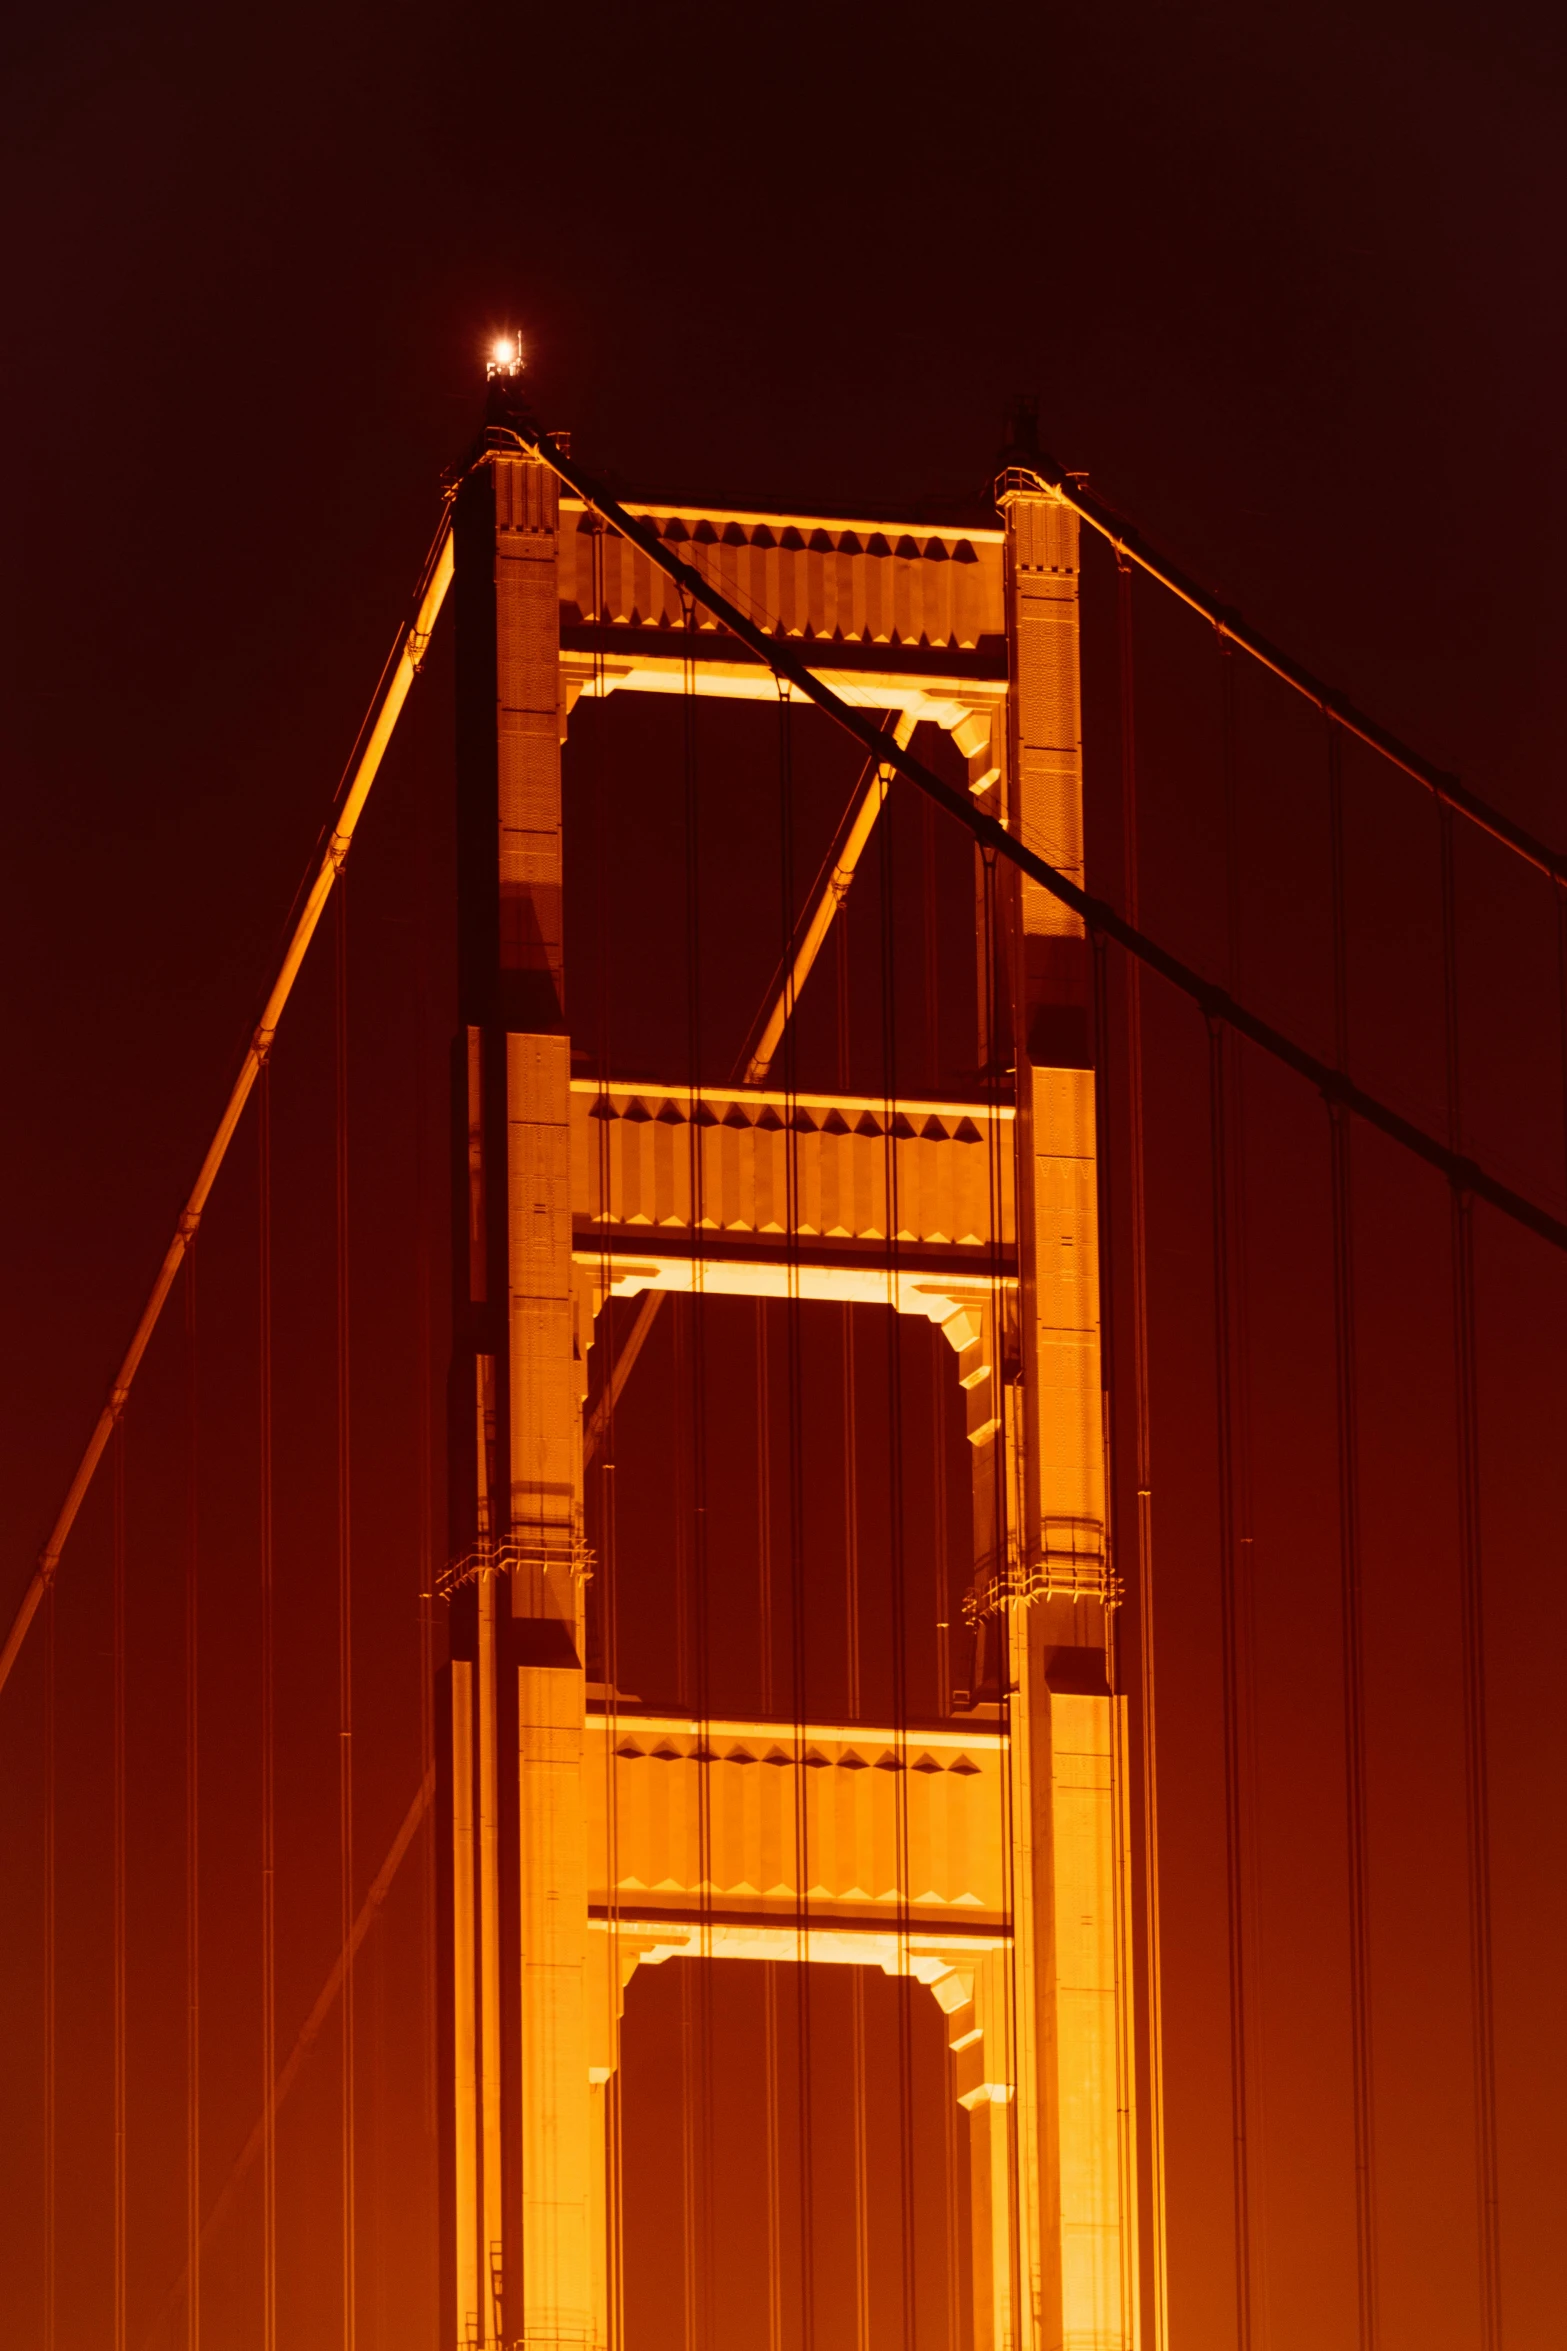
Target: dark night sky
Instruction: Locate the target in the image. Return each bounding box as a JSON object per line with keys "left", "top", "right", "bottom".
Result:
{"left": 3, "top": 3, "right": 1566, "bottom": 2348}
{"left": 5, "top": 0, "right": 1565, "bottom": 1508}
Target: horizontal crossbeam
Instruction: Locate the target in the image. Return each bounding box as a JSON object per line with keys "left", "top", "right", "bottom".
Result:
{"left": 584, "top": 1710, "right": 1010, "bottom": 1934}
{"left": 569, "top": 1079, "right": 1015, "bottom": 1259}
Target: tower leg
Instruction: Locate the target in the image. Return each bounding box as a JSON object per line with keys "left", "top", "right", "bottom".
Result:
{"left": 955, "top": 474, "right": 1139, "bottom": 2351}
{"left": 446, "top": 439, "right": 604, "bottom": 2351}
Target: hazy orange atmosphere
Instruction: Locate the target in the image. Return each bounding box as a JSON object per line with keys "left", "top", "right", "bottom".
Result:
{"left": 3, "top": 5, "right": 1566, "bottom": 2351}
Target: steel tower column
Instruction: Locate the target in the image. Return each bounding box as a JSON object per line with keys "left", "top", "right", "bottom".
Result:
{"left": 975, "top": 471, "right": 1138, "bottom": 2351}
{"left": 442, "top": 419, "right": 598, "bottom": 2351}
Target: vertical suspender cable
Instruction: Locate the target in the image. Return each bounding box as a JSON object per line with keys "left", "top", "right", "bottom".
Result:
{"left": 1326, "top": 723, "right": 1379, "bottom": 2351}
{"left": 1207, "top": 1018, "right": 1254, "bottom": 2351}
{"left": 671, "top": 606, "right": 696, "bottom": 2351}
{"left": 674, "top": 1334, "right": 699, "bottom": 2351}
{"left": 183, "top": 1250, "right": 201, "bottom": 2351}
{"left": 777, "top": 683, "right": 817, "bottom": 2351}
{"left": 920, "top": 827, "right": 962, "bottom": 2346}
{"left": 587, "top": 519, "right": 629, "bottom": 2351}
{"left": 112, "top": 1412, "right": 128, "bottom": 2351}
{"left": 756, "top": 1302, "right": 786, "bottom": 2351}
{"left": 258, "top": 1062, "right": 278, "bottom": 2351}
{"left": 921, "top": 838, "right": 961, "bottom": 2343}
{"left": 839, "top": 918, "right": 860, "bottom": 1736}
{"left": 922, "top": 792, "right": 940, "bottom": 1088}
{"left": 1438, "top": 808, "right": 1503, "bottom": 2351}
{"left": 877, "top": 772, "right": 919, "bottom": 2348}
{"left": 1556, "top": 883, "right": 1567, "bottom": 1204}
{"left": 43, "top": 1579, "right": 57, "bottom": 2351}
{"left": 1216, "top": 623, "right": 1271, "bottom": 2350}
{"left": 415, "top": 743, "right": 438, "bottom": 2149}
{"left": 669, "top": 622, "right": 696, "bottom": 2351}
{"left": 839, "top": 905, "right": 873, "bottom": 2351}
{"left": 335, "top": 882, "right": 358, "bottom": 2351}
{"left": 251, "top": 1134, "right": 277, "bottom": 2311}
{"left": 1116, "top": 555, "right": 1169, "bottom": 2351}
{"left": 680, "top": 592, "right": 715, "bottom": 2351}
{"left": 977, "top": 835, "right": 1025, "bottom": 2346}
{"left": 1091, "top": 925, "right": 1139, "bottom": 2351}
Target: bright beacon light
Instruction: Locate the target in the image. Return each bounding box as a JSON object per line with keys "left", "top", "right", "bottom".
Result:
{"left": 487, "top": 334, "right": 523, "bottom": 379}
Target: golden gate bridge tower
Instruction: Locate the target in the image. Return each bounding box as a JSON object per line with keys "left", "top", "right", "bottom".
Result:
{"left": 436, "top": 361, "right": 1135, "bottom": 2351}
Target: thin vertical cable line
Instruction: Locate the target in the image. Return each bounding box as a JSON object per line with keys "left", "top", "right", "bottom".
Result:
{"left": 1218, "top": 629, "right": 1269, "bottom": 2348}
{"left": 672, "top": 1291, "right": 699, "bottom": 2351}
{"left": 679, "top": 586, "right": 715, "bottom": 2351}
{"left": 1556, "top": 882, "right": 1567, "bottom": 1206}
{"left": 112, "top": 1410, "right": 128, "bottom": 2351}
{"left": 1116, "top": 554, "right": 1169, "bottom": 2351}
{"left": 837, "top": 917, "right": 873, "bottom": 2351}
{"left": 755, "top": 1305, "right": 786, "bottom": 2351}
{"left": 922, "top": 816, "right": 960, "bottom": 2344}
{"left": 935, "top": 1159, "right": 961, "bottom": 2351}
{"left": 1221, "top": 644, "right": 1268, "bottom": 2351}
{"left": 368, "top": 1929, "right": 386, "bottom": 2351}
{"left": 838, "top": 921, "right": 861, "bottom": 1733}
{"left": 1207, "top": 1018, "right": 1254, "bottom": 2351}
{"left": 589, "top": 518, "right": 629, "bottom": 2351}
{"left": 762, "top": 1962, "right": 787, "bottom": 2351}
{"left": 183, "top": 1248, "right": 202, "bottom": 2351}
{"left": 978, "top": 837, "right": 1026, "bottom": 2346}
{"left": 876, "top": 784, "right": 919, "bottom": 2349}
{"left": 414, "top": 712, "right": 438, "bottom": 2147}
{"left": 777, "top": 681, "right": 816, "bottom": 2351}
{"left": 258, "top": 1062, "right": 278, "bottom": 2351}
{"left": 334, "top": 880, "right": 358, "bottom": 2351}
{"left": 1438, "top": 807, "right": 1503, "bottom": 2351}
{"left": 923, "top": 802, "right": 956, "bottom": 1732}
{"left": 757, "top": 1304, "right": 775, "bottom": 1719}
{"left": 922, "top": 790, "right": 940, "bottom": 1087}
{"left": 43, "top": 1578, "right": 57, "bottom": 2351}
{"left": 1326, "top": 720, "right": 1379, "bottom": 2351}
{"left": 1091, "top": 929, "right": 1139, "bottom": 2351}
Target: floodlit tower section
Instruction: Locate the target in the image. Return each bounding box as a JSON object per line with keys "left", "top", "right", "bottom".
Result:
{"left": 988, "top": 470, "right": 1138, "bottom": 2351}
{"left": 436, "top": 388, "right": 1139, "bottom": 2351}
{"left": 440, "top": 406, "right": 595, "bottom": 2351}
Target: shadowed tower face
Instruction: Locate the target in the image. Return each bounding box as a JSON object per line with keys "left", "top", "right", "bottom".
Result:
{"left": 436, "top": 406, "right": 1138, "bottom": 2351}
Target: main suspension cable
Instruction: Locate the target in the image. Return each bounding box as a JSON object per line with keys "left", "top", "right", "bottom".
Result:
{"left": 0, "top": 510, "right": 455, "bottom": 1704}
{"left": 1014, "top": 449, "right": 1567, "bottom": 887}
{"left": 490, "top": 421, "right": 1567, "bottom": 1262}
